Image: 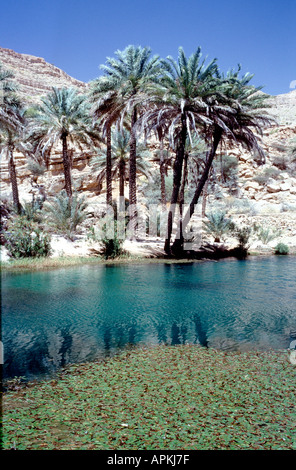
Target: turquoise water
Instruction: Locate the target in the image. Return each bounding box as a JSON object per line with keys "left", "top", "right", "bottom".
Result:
{"left": 2, "top": 257, "right": 296, "bottom": 381}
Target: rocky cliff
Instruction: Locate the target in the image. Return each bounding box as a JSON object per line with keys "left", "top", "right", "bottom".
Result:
{"left": 268, "top": 89, "right": 296, "bottom": 126}
{"left": 0, "top": 47, "right": 86, "bottom": 103}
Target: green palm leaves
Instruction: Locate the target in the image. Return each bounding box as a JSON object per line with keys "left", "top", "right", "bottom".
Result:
{"left": 90, "top": 46, "right": 162, "bottom": 234}
{"left": 27, "top": 87, "right": 100, "bottom": 198}
{"left": 0, "top": 62, "right": 22, "bottom": 130}
{"left": 97, "top": 45, "right": 162, "bottom": 101}
{"left": 142, "top": 47, "right": 217, "bottom": 142}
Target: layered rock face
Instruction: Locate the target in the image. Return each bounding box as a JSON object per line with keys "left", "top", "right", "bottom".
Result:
{"left": 268, "top": 89, "right": 296, "bottom": 126}
{"left": 0, "top": 47, "right": 94, "bottom": 201}
{"left": 0, "top": 47, "right": 86, "bottom": 103}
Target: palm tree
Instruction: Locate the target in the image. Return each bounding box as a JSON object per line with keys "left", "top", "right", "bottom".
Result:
{"left": 203, "top": 211, "right": 235, "bottom": 243}
{"left": 0, "top": 64, "right": 26, "bottom": 214}
{"left": 89, "top": 45, "right": 162, "bottom": 234}
{"left": 150, "top": 141, "right": 174, "bottom": 207}
{"left": 185, "top": 136, "right": 214, "bottom": 217}
{"left": 43, "top": 190, "right": 88, "bottom": 240}
{"left": 91, "top": 127, "right": 152, "bottom": 202}
{"left": 0, "top": 124, "right": 29, "bottom": 214}
{"left": 173, "top": 67, "right": 273, "bottom": 254}
{"left": 27, "top": 87, "right": 101, "bottom": 198}
{"left": 140, "top": 46, "right": 218, "bottom": 254}
{"left": 89, "top": 83, "right": 118, "bottom": 207}
{"left": 0, "top": 62, "right": 20, "bottom": 131}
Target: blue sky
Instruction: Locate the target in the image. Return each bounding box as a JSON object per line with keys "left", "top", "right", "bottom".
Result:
{"left": 1, "top": 0, "right": 295, "bottom": 95}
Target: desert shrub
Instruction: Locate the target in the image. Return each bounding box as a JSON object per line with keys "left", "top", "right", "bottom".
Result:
{"left": 43, "top": 190, "right": 88, "bottom": 240}
{"left": 274, "top": 242, "right": 289, "bottom": 255}
{"left": 287, "top": 137, "right": 296, "bottom": 164}
{"left": 0, "top": 198, "right": 14, "bottom": 218}
{"left": 216, "top": 154, "right": 239, "bottom": 187}
{"left": 21, "top": 201, "right": 43, "bottom": 222}
{"left": 87, "top": 216, "right": 124, "bottom": 259}
{"left": 253, "top": 224, "right": 281, "bottom": 244}
{"left": 253, "top": 167, "right": 280, "bottom": 185}
{"left": 281, "top": 203, "right": 296, "bottom": 213}
{"left": 0, "top": 198, "right": 14, "bottom": 245}
{"left": 140, "top": 171, "right": 174, "bottom": 206}
{"left": 101, "top": 232, "right": 123, "bottom": 259}
{"left": 86, "top": 225, "right": 99, "bottom": 242}
{"left": 271, "top": 155, "right": 289, "bottom": 170}
{"left": 203, "top": 211, "right": 235, "bottom": 242}
{"left": 230, "top": 198, "right": 258, "bottom": 216}
{"left": 26, "top": 158, "right": 46, "bottom": 178}
{"left": 253, "top": 149, "right": 266, "bottom": 165}
{"left": 5, "top": 216, "right": 51, "bottom": 258}
{"left": 100, "top": 219, "right": 123, "bottom": 259}
{"left": 234, "top": 226, "right": 252, "bottom": 249}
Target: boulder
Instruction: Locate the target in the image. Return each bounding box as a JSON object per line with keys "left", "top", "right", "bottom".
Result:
{"left": 280, "top": 182, "right": 292, "bottom": 191}
{"left": 266, "top": 182, "right": 281, "bottom": 193}
{"left": 244, "top": 181, "right": 260, "bottom": 191}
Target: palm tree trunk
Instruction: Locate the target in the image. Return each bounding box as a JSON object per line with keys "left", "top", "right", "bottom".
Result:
{"left": 164, "top": 115, "right": 187, "bottom": 255}
{"left": 106, "top": 126, "right": 112, "bottom": 206}
{"left": 119, "top": 158, "right": 126, "bottom": 214}
{"left": 172, "top": 152, "right": 188, "bottom": 256}
{"left": 61, "top": 133, "right": 72, "bottom": 198}
{"left": 201, "top": 178, "right": 209, "bottom": 218}
{"left": 159, "top": 138, "right": 166, "bottom": 207}
{"left": 172, "top": 126, "right": 223, "bottom": 253}
{"left": 160, "top": 164, "right": 166, "bottom": 207}
{"left": 129, "top": 107, "right": 137, "bottom": 236}
{"left": 8, "top": 145, "right": 21, "bottom": 214}
{"left": 119, "top": 159, "right": 125, "bottom": 199}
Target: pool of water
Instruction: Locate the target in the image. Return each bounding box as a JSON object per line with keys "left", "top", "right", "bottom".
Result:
{"left": 2, "top": 256, "right": 296, "bottom": 381}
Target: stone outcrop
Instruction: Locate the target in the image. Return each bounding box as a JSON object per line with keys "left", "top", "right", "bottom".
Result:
{"left": 0, "top": 47, "right": 86, "bottom": 103}
{"left": 268, "top": 90, "right": 296, "bottom": 126}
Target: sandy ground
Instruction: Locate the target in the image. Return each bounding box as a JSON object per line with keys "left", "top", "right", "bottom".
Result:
{"left": 1, "top": 230, "right": 296, "bottom": 264}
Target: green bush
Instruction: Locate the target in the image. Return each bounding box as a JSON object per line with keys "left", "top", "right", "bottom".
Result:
{"left": 101, "top": 234, "right": 123, "bottom": 260}
{"left": 21, "top": 201, "right": 43, "bottom": 222}
{"left": 100, "top": 220, "right": 123, "bottom": 259}
{"left": 88, "top": 216, "right": 124, "bottom": 259}
{"left": 271, "top": 155, "right": 288, "bottom": 170}
{"left": 5, "top": 216, "right": 51, "bottom": 258}
{"left": 274, "top": 243, "right": 289, "bottom": 255}
{"left": 235, "top": 226, "right": 252, "bottom": 249}
{"left": 253, "top": 224, "right": 281, "bottom": 244}
{"left": 253, "top": 167, "right": 280, "bottom": 185}
{"left": 215, "top": 154, "right": 238, "bottom": 188}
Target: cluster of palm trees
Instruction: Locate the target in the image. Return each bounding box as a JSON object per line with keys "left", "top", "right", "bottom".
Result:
{"left": 0, "top": 45, "right": 273, "bottom": 256}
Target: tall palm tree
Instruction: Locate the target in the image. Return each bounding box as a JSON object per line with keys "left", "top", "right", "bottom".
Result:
{"left": 183, "top": 135, "right": 211, "bottom": 217}
{"left": 27, "top": 87, "right": 101, "bottom": 198}
{"left": 89, "top": 45, "right": 162, "bottom": 234}
{"left": 172, "top": 67, "right": 274, "bottom": 254}
{"left": 0, "top": 63, "right": 26, "bottom": 214}
{"left": 0, "top": 125, "right": 26, "bottom": 214}
{"left": 140, "top": 46, "right": 218, "bottom": 254}
{"left": 150, "top": 140, "right": 174, "bottom": 207}
{"left": 0, "top": 62, "right": 20, "bottom": 131}
{"left": 91, "top": 127, "right": 152, "bottom": 202}
{"left": 89, "top": 83, "right": 119, "bottom": 207}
